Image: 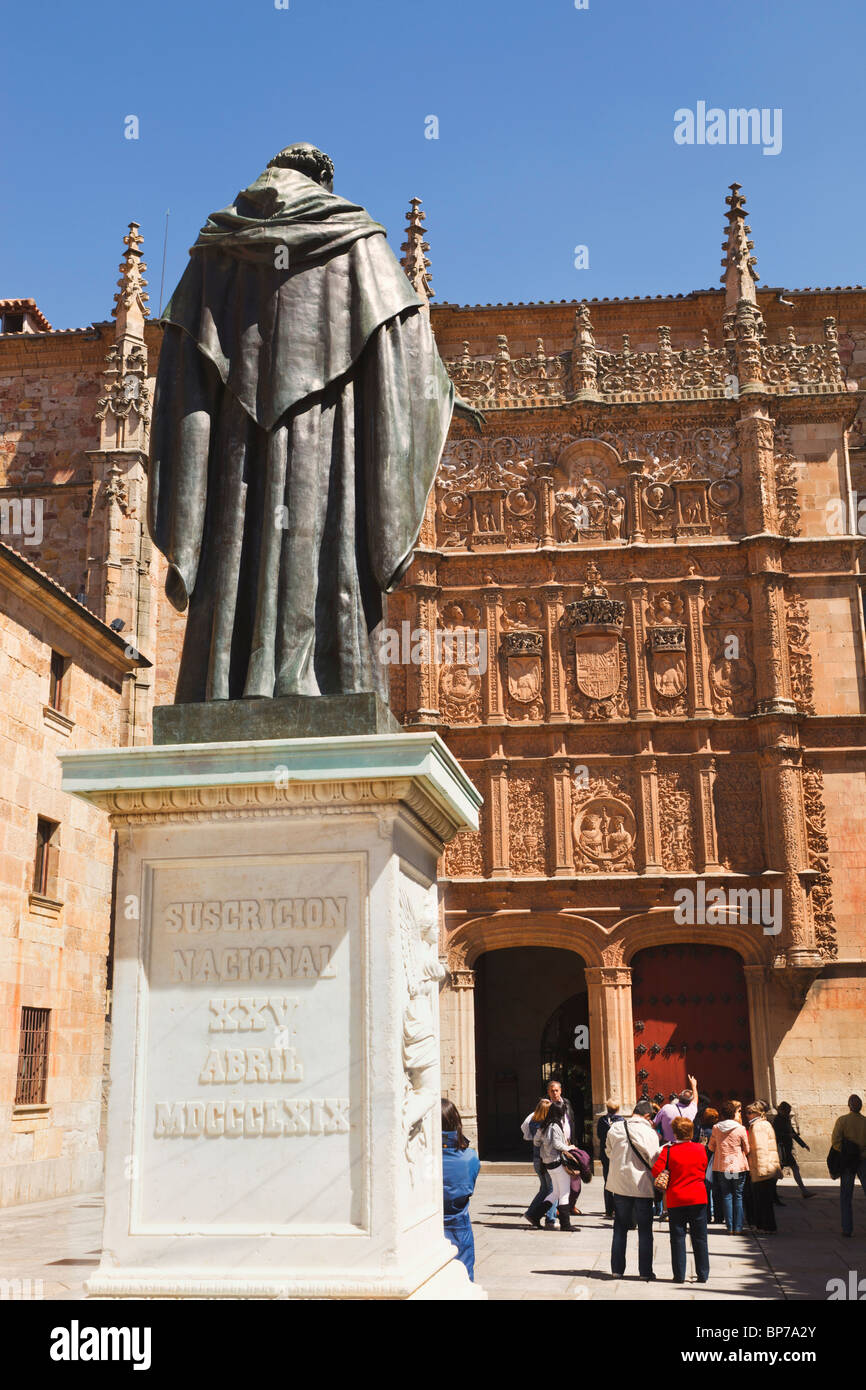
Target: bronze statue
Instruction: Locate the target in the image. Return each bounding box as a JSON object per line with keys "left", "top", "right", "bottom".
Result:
{"left": 148, "top": 143, "right": 481, "bottom": 703}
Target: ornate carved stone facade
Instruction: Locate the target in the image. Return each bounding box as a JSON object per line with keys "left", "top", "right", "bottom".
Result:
{"left": 389, "top": 185, "right": 866, "bottom": 1150}
{"left": 2, "top": 187, "right": 866, "bottom": 1169}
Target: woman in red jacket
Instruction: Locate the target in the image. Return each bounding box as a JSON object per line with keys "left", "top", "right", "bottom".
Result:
{"left": 651, "top": 1116, "right": 710, "bottom": 1284}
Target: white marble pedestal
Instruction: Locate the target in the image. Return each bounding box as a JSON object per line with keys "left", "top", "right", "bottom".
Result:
{"left": 60, "top": 732, "right": 484, "bottom": 1299}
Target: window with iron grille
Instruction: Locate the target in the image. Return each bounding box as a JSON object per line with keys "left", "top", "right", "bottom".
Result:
{"left": 15, "top": 1007, "right": 51, "bottom": 1105}
{"left": 33, "top": 817, "right": 59, "bottom": 897}
{"left": 48, "top": 650, "right": 68, "bottom": 711}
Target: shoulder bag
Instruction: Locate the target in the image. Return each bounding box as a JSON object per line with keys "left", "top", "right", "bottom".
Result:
{"left": 623, "top": 1120, "right": 654, "bottom": 1172}
{"left": 654, "top": 1144, "right": 672, "bottom": 1192}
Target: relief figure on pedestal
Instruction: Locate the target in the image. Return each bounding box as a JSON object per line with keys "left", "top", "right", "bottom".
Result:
{"left": 400, "top": 886, "right": 446, "bottom": 1171}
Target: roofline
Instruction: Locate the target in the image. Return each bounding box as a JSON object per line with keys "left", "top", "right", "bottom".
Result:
{"left": 433, "top": 285, "right": 866, "bottom": 312}
{"left": 0, "top": 541, "right": 151, "bottom": 672}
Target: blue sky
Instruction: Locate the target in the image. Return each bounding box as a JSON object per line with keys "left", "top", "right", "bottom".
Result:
{"left": 2, "top": 0, "right": 863, "bottom": 328}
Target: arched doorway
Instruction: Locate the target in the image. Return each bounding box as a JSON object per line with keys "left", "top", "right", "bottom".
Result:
{"left": 473, "top": 947, "right": 589, "bottom": 1158}
{"left": 630, "top": 944, "right": 753, "bottom": 1108}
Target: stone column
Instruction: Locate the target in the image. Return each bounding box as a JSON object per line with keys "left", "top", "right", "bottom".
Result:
{"left": 758, "top": 743, "right": 820, "bottom": 966}
{"left": 743, "top": 964, "right": 775, "bottom": 1106}
{"left": 585, "top": 966, "right": 635, "bottom": 1115}
{"left": 543, "top": 587, "right": 567, "bottom": 721}
{"left": 483, "top": 587, "right": 505, "bottom": 723}
{"left": 447, "top": 965, "right": 477, "bottom": 1143}
{"left": 627, "top": 581, "right": 653, "bottom": 719}
{"left": 637, "top": 756, "right": 663, "bottom": 873}
{"left": 750, "top": 565, "right": 797, "bottom": 715}
{"left": 627, "top": 470, "right": 646, "bottom": 543}
{"left": 489, "top": 760, "right": 510, "bottom": 877}
{"left": 550, "top": 758, "right": 574, "bottom": 876}
{"left": 695, "top": 755, "right": 724, "bottom": 873}
{"left": 683, "top": 574, "right": 713, "bottom": 718}
{"left": 537, "top": 472, "right": 555, "bottom": 547}
{"left": 737, "top": 410, "right": 778, "bottom": 536}
{"left": 404, "top": 581, "right": 440, "bottom": 726}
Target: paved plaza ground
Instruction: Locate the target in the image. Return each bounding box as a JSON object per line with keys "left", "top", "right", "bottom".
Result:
{"left": 472, "top": 1168, "right": 866, "bottom": 1300}
{"left": 0, "top": 1171, "right": 863, "bottom": 1301}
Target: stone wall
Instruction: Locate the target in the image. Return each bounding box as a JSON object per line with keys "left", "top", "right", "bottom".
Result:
{"left": 0, "top": 576, "right": 123, "bottom": 1205}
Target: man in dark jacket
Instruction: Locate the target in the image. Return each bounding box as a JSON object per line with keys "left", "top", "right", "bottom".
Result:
{"left": 597, "top": 1098, "right": 624, "bottom": 1217}
{"left": 547, "top": 1079, "right": 577, "bottom": 1144}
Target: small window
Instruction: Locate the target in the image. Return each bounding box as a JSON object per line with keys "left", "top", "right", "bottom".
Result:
{"left": 48, "top": 651, "right": 68, "bottom": 711}
{"left": 15, "top": 1007, "right": 51, "bottom": 1105}
{"left": 2, "top": 312, "right": 25, "bottom": 334}
{"left": 33, "top": 818, "right": 59, "bottom": 897}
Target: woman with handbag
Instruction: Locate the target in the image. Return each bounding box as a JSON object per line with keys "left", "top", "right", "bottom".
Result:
{"left": 651, "top": 1116, "right": 711, "bottom": 1284}
{"left": 709, "top": 1100, "right": 750, "bottom": 1234}
{"left": 565, "top": 1142, "right": 593, "bottom": 1216}
{"left": 744, "top": 1103, "right": 782, "bottom": 1233}
{"left": 532, "top": 1100, "right": 578, "bottom": 1231}
{"left": 523, "top": 1098, "right": 557, "bottom": 1228}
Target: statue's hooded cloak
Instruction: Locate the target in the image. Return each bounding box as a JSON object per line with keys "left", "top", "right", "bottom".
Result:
{"left": 148, "top": 163, "right": 454, "bottom": 701}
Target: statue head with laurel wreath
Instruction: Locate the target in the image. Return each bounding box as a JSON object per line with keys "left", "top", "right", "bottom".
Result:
{"left": 267, "top": 142, "right": 335, "bottom": 192}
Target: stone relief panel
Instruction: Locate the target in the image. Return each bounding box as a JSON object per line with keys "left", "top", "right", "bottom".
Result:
{"left": 501, "top": 598, "right": 545, "bottom": 720}
{"left": 703, "top": 589, "right": 756, "bottom": 716}
{"left": 802, "top": 762, "right": 837, "bottom": 960}
{"left": 399, "top": 880, "right": 444, "bottom": 1185}
{"left": 507, "top": 774, "right": 548, "bottom": 875}
{"left": 437, "top": 599, "right": 482, "bottom": 723}
{"left": 550, "top": 440, "right": 627, "bottom": 544}
{"left": 572, "top": 771, "right": 637, "bottom": 873}
{"left": 646, "top": 590, "right": 688, "bottom": 715}
{"left": 785, "top": 591, "right": 816, "bottom": 715}
{"left": 442, "top": 829, "right": 484, "bottom": 878}
{"left": 774, "top": 425, "right": 802, "bottom": 538}
{"left": 434, "top": 423, "right": 744, "bottom": 551}
{"left": 714, "top": 760, "right": 766, "bottom": 873}
{"left": 436, "top": 438, "right": 538, "bottom": 550}
{"left": 561, "top": 564, "right": 630, "bottom": 720}
{"left": 657, "top": 768, "right": 696, "bottom": 872}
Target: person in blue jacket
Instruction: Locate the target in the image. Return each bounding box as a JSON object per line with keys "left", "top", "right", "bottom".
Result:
{"left": 441, "top": 1097, "right": 481, "bottom": 1281}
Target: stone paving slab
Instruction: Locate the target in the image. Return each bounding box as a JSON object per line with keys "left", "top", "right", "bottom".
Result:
{"left": 0, "top": 1175, "right": 864, "bottom": 1301}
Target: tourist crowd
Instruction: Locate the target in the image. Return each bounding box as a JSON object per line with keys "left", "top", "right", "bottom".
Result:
{"left": 438, "top": 1085, "right": 866, "bottom": 1284}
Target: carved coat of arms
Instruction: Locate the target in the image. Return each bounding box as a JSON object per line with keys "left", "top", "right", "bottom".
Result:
{"left": 575, "top": 634, "right": 621, "bottom": 700}
{"left": 501, "top": 630, "right": 544, "bottom": 704}
{"left": 648, "top": 624, "right": 687, "bottom": 699}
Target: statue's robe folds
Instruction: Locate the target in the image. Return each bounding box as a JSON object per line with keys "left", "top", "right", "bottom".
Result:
{"left": 148, "top": 167, "right": 454, "bottom": 701}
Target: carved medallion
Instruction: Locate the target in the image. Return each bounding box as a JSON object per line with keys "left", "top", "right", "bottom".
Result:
{"left": 439, "top": 664, "right": 481, "bottom": 722}
{"left": 573, "top": 797, "right": 636, "bottom": 873}
{"left": 709, "top": 644, "right": 756, "bottom": 715}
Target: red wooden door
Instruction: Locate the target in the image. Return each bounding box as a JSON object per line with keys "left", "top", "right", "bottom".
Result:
{"left": 630, "top": 944, "right": 753, "bottom": 1108}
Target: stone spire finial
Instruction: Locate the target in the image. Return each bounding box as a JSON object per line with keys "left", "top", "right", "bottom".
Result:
{"left": 721, "top": 183, "right": 759, "bottom": 309}
{"left": 570, "top": 301, "right": 598, "bottom": 397}
{"left": 400, "top": 198, "right": 434, "bottom": 308}
{"left": 112, "top": 221, "right": 150, "bottom": 340}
